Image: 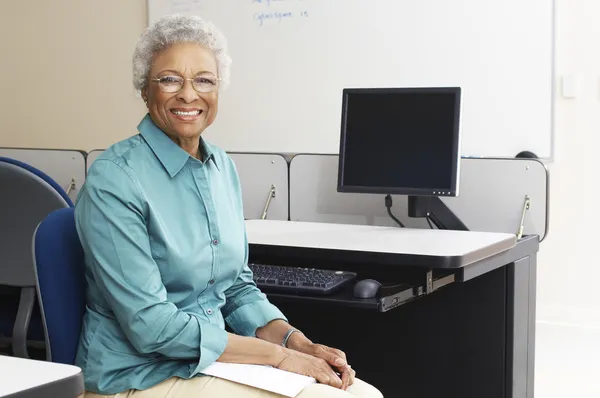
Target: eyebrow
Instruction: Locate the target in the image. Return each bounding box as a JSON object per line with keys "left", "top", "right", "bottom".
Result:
{"left": 157, "top": 69, "right": 217, "bottom": 77}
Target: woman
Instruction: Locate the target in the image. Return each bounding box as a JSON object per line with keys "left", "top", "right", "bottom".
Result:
{"left": 75, "top": 14, "right": 382, "bottom": 398}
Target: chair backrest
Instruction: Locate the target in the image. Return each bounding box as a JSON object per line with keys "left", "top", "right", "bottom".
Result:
{"left": 32, "top": 208, "right": 85, "bottom": 364}
{"left": 0, "top": 157, "right": 73, "bottom": 287}
{"left": 0, "top": 156, "right": 74, "bottom": 206}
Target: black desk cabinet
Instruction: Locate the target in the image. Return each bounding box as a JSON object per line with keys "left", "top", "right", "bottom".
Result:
{"left": 250, "top": 236, "right": 538, "bottom": 398}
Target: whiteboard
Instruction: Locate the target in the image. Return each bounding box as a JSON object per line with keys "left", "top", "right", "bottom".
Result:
{"left": 148, "top": 0, "right": 554, "bottom": 158}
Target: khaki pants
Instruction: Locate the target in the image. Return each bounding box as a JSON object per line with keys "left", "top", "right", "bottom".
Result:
{"left": 82, "top": 375, "right": 383, "bottom": 398}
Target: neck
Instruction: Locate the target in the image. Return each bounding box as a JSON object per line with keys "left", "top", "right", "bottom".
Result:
{"left": 171, "top": 136, "right": 202, "bottom": 160}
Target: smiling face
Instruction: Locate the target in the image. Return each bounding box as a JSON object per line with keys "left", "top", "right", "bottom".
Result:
{"left": 142, "top": 42, "right": 219, "bottom": 149}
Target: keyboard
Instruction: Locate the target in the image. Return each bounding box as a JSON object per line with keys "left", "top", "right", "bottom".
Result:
{"left": 248, "top": 262, "right": 357, "bottom": 296}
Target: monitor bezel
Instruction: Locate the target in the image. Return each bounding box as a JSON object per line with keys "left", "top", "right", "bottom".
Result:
{"left": 337, "top": 86, "right": 462, "bottom": 197}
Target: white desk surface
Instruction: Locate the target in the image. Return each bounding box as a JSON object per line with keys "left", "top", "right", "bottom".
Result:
{"left": 245, "top": 220, "right": 516, "bottom": 261}
{"left": 0, "top": 355, "right": 82, "bottom": 397}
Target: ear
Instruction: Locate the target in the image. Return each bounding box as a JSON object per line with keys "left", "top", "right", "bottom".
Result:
{"left": 141, "top": 87, "right": 148, "bottom": 105}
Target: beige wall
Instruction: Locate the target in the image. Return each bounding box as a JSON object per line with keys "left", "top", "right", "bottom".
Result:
{"left": 0, "top": 0, "right": 147, "bottom": 151}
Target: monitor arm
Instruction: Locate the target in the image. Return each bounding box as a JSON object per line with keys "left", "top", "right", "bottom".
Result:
{"left": 407, "top": 196, "right": 468, "bottom": 231}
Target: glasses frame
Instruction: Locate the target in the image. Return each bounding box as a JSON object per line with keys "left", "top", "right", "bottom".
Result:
{"left": 150, "top": 75, "right": 221, "bottom": 93}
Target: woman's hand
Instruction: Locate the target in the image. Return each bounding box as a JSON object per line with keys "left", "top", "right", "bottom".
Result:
{"left": 275, "top": 348, "right": 344, "bottom": 389}
{"left": 286, "top": 332, "right": 356, "bottom": 390}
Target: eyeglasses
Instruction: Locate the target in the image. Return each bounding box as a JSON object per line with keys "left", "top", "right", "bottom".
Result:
{"left": 150, "top": 75, "right": 220, "bottom": 93}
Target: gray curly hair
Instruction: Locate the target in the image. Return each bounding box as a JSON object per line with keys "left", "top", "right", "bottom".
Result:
{"left": 132, "top": 14, "right": 231, "bottom": 91}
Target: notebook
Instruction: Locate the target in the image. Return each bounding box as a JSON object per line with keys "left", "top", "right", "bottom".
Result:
{"left": 201, "top": 362, "right": 317, "bottom": 397}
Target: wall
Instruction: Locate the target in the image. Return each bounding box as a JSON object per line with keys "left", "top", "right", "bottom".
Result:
{"left": 537, "top": 0, "right": 600, "bottom": 329}
{"left": 1, "top": 0, "right": 598, "bottom": 396}
{"left": 0, "top": 0, "right": 148, "bottom": 151}
{"left": 533, "top": 1, "right": 600, "bottom": 395}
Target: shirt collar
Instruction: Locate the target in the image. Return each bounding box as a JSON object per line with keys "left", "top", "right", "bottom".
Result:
{"left": 137, "top": 114, "right": 219, "bottom": 177}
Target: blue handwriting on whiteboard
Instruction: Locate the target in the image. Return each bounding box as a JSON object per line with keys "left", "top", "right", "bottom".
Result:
{"left": 252, "top": 0, "right": 288, "bottom": 5}
{"left": 254, "top": 11, "right": 294, "bottom": 26}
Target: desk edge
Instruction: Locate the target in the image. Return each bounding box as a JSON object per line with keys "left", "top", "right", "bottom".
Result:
{"left": 250, "top": 235, "right": 518, "bottom": 269}
{"left": 3, "top": 369, "right": 84, "bottom": 398}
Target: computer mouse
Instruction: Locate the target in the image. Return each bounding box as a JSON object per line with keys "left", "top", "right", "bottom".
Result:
{"left": 353, "top": 279, "right": 382, "bottom": 299}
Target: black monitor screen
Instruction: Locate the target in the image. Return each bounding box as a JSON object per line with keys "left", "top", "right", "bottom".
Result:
{"left": 337, "top": 87, "right": 461, "bottom": 197}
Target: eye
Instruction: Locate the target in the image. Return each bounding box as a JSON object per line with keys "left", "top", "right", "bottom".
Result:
{"left": 160, "top": 76, "right": 182, "bottom": 84}
{"left": 195, "top": 77, "right": 216, "bottom": 86}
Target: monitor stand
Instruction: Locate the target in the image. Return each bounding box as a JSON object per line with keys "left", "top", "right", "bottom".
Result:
{"left": 407, "top": 196, "right": 468, "bottom": 231}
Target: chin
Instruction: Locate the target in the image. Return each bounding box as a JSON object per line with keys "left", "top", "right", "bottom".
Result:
{"left": 176, "top": 126, "right": 204, "bottom": 138}
{"left": 169, "top": 117, "right": 204, "bottom": 135}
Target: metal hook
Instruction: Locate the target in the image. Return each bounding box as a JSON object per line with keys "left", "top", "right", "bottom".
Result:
{"left": 261, "top": 185, "right": 276, "bottom": 220}
{"left": 65, "top": 178, "right": 76, "bottom": 196}
{"left": 516, "top": 195, "right": 531, "bottom": 239}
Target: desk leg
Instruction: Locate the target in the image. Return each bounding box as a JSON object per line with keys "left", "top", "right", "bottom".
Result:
{"left": 506, "top": 254, "right": 537, "bottom": 398}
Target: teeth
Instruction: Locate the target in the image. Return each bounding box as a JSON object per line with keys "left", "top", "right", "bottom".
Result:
{"left": 172, "top": 110, "right": 200, "bottom": 116}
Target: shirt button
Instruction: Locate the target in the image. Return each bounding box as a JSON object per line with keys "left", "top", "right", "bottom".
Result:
{"left": 207, "top": 309, "right": 213, "bottom": 315}
{"left": 209, "top": 279, "right": 215, "bottom": 285}
{"left": 212, "top": 239, "right": 219, "bottom": 245}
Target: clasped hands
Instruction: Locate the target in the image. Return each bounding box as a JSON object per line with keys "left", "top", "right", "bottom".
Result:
{"left": 275, "top": 330, "right": 356, "bottom": 390}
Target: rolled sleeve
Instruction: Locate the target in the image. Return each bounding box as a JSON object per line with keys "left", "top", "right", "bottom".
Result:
{"left": 193, "top": 318, "right": 229, "bottom": 373}
{"left": 225, "top": 299, "right": 287, "bottom": 338}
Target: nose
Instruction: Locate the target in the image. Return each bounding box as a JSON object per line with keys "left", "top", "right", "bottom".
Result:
{"left": 176, "top": 79, "right": 199, "bottom": 103}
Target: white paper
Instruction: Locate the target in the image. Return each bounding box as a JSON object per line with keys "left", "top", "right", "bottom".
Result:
{"left": 201, "top": 362, "right": 316, "bottom": 397}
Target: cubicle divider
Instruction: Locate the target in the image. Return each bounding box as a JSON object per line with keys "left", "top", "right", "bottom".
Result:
{"left": 85, "top": 150, "right": 291, "bottom": 221}
{"left": 228, "top": 152, "right": 289, "bottom": 221}
{"left": 86, "top": 149, "right": 103, "bottom": 171}
{"left": 288, "top": 154, "right": 549, "bottom": 240}
{"left": 0, "top": 148, "right": 86, "bottom": 202}
{"left": 3, "top": 148, "right": 547, "bottom": 239}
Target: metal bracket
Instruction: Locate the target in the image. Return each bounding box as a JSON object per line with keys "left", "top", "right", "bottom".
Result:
{"left": 516, "top": 195, "right": 531, "bottom": 239}
{"left": 261, "top": 185, "right": 276, "bottom": 220}
{"left": 424, "top": 270, "right": 455, "bottom": 295}
{"left": 426, "top": 270, "right": 433, "bottom": 294}
{"left": 65, "top": 177, "right": 76, "bottom": 196}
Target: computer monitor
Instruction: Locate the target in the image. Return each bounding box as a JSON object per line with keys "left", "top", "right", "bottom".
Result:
{"left": 337, "top": 87, "right": 462, "bottom": 197}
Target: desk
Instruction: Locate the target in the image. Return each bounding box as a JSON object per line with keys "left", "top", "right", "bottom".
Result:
{"left": 0, "top": 355, "right": 84, "bottom": 398}
{"left": 246, "top": 220, "right": 538, "bottom": 398}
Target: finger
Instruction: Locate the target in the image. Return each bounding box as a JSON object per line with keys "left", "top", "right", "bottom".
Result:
{"left": 317, "top": 359, "right": 343, "bottom": 389}
{"left": 348, "top": 367, "right": 356, "bottom": 386}
{"left": 340, "top": 368, "right": 350, "bottom": 390}
{"left": 316, "top": 345, "right": 347, "bottom": 368}
{"left": 316, "top": 369, "right": 342, "bottom": 389}
{"left": 332, "top": 348, "right": 348, "bottom": 368}
{"left": 333, "top": 348, "right": 347, "bottom": 363}
{"left": 315, "top": 371, "right": 331, "bottom": 386}
{"left": 328, "top": 370, "right": 343, "bottom": 389}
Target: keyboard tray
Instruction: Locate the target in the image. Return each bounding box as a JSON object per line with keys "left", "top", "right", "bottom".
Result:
{"left": 263, "top": 273, "right": 455, "bottom": 313}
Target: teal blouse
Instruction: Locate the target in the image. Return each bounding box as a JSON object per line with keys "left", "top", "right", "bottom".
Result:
{"left": 74, "top": 115, "right": 286, "bottom": 394}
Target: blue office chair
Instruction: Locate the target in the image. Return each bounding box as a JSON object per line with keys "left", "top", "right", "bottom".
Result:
{"left": 0, "top": 157, "right": 74, "bottom": 206}
{"left": 32, "top": 207, "right": 85, "bottom": 365}
{"left": 0, "top": 157, "right": 73, "bottom": 358}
